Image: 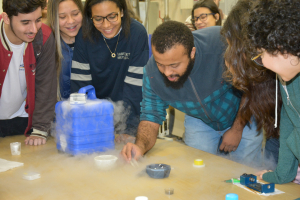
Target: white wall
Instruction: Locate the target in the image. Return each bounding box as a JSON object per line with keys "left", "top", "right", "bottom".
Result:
{"left": 0, "top": 0, "right": 2, "bottom": 13}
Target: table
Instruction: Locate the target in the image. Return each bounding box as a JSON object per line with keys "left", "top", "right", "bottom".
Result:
{"left": 0, "top": 135, "right": 299, "bottom": 200}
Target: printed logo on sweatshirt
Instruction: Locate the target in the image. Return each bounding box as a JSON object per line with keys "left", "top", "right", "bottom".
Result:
{"left": 19, "top": 64, "right": 25, "bottom": 71}
{"left": 117, "top": 52, "right": 130, "bottom": 60}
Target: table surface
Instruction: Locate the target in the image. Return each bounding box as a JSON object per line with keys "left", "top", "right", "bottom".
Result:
{"left": 0, "top": 135, "right": 299, "bottom": 200}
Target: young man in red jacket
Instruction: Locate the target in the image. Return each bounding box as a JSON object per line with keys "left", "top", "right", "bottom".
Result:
{"left": 0, "top": 0, "right": 56, "bottom": 145}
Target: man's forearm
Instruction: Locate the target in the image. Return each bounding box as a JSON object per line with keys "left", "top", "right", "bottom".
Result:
{"left": 135, "top": 121, "right": 160, "bottom": 155}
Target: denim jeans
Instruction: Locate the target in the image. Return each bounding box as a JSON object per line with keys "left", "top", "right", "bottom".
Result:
{"left": 264, "top": 137, "right": 279, "bottom": 170}
{"left": 183, "top": 115, "right": 263, "bottom": 166}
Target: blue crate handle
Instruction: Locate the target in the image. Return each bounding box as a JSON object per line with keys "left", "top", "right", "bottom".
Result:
{"left": 78, "top": 85, "right": 97, "bottom": 100}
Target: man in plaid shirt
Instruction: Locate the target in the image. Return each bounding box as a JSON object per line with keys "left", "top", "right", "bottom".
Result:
{"left": 122, "top": 21, "right": 263, "bottom": 166}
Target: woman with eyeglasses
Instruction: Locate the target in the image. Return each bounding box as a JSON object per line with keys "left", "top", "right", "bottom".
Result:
{"left": 223, "top": 0, "right": 300, "bottom": 184}
{"left": 47, "top": 0, "right": 83, "bottom": 100}
{"left": 188, "top": 0, "right": 221, "bottom": 31}
{"left": 70, "top": 0, "right": 149, "bottom": 143}
{"left": 245, "top": 0, "right": 300, "bottom": 184}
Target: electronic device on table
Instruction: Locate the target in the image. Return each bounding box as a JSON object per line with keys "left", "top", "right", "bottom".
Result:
{"left": 240, "top": 173, "right": 275, "bottom": 194}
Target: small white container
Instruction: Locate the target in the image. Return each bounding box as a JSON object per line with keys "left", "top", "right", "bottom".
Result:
{"left": 94, "top": 155, "right": 118, "bottom": 170}
{"left": 10, "top": 142, "right": 21, "bottom": 155}
{"left": 135, "top": 197, "right": 148, "bottom": 200}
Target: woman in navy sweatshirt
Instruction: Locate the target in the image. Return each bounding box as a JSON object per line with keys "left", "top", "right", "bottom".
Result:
{"left": 70, "top": 0, "right": 149, "bottom": 142}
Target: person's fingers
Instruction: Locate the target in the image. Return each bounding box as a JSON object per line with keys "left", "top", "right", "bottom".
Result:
{"left": 223, "top": 145, "right": 230, "bottom": 152}
{"left": 24, "top": 137, "right": 29, "bottom": 145}
{"left": 219, "top": 142, "right": 225, "bottom": 151}
{"left": 42, "top": 138, "right": 46, "bottom": 145}
{"left": 126, "top": 144, "right": 133, "bottom": 161}
{"left": 121, "top": 144, "right": 131, "bottom": 161}
{"left": 37, "top": 138, "right": 42, "bottom": 145}
{"left": 29, "top": 139, "right": 34, "bottom": 145}
{"left": 120, "top": 145, "right": 127, "bottom": 158}
{"left": 133, "top": 150, "right": 140, "bottom": 160}
{"left": 255, "top": 170, "right": 268, "bottom": 180}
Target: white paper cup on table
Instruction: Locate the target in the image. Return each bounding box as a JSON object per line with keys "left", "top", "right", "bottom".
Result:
{"left": 10, "top": 142, "right": 21, "bottom": 155}
{"left": 94, "top": 155, "right": 118, "bottom": 170}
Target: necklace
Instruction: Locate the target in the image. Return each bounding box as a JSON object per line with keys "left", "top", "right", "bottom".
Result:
{"left": 103, "top": 33, "right": 120, "bottom": 58}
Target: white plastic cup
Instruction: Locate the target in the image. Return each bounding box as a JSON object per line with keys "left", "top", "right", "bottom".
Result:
{"left": 10, "top": 142, "right": 21, "bottom": 155}
{"left": 94, "top": 155, "right": 118, "bottom": 170}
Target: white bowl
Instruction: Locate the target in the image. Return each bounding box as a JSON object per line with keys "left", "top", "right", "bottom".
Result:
{"left": 94, "top": 155, "right": 118, "bottom": 169}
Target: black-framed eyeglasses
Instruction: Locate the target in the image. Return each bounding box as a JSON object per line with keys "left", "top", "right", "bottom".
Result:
{"left": 191, "top": 13, "right": 215, "bottom": 23}
{"left": 251, "top": 53, "right": 263, "bottom": 66}
{"left": 91, "top": 12, "right": 119, "bottom": 25}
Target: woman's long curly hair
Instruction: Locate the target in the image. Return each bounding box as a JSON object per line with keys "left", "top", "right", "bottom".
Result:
{"left": 245, "top": 0, "right": 300, "bottom": 59}
{"left": 221, "top": 0, "right": 281, "bottom": 138}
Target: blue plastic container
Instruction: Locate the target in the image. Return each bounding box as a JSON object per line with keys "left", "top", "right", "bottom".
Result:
{"left": 55, "top": 85, "right": 115, "bottom": 155}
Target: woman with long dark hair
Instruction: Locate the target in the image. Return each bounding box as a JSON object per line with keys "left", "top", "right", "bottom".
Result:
{"left": 48, "top": 0, "right": 83, "bottom": 100}
{"left": 221, "top": 0, "right": 281, "bottom": 168}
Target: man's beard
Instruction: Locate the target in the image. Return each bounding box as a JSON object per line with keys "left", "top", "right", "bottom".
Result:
{"left": 161, "top": 57, "right": 195, "bottom": 89}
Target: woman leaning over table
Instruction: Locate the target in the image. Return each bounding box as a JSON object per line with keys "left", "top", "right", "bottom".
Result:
{"left": 245, "top": 0, "right": 300, "bottom": 184}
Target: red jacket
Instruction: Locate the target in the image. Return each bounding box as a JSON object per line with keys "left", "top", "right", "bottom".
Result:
{"left": 0, "top": 16, "right": 57, "bottom": 136}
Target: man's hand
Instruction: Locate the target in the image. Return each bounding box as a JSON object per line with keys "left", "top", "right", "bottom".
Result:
{"left": 121, "top": 121, "right": 160, "bottom": 162}
{"left": 115, "top": 134, "right": 136, "bottom": 144}
{"left": 121, "top": 142, "right": 143, "bottom": 162}
{"left": 219, "top": 93, "right": 247, "bottom": 153}
{"left": 25, "top": 136, "right": 46, "bottom": 146}
{"left": 219, "top": 128, "right": 242, "bottom": 152}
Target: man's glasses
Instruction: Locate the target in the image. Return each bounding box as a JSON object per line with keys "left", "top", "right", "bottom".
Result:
{"left": 91, "top": 12, "right": 119, "bottom": 25}
{"left": 191, "top": 13, "right": 215, "bottom": 23}
{"left": 251, "top": 53, "right": 263, "bottom": 66}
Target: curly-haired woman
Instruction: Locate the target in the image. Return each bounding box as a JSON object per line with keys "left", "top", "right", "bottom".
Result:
{"left": 245, "top": 0, "right": 300, "bottom": 184}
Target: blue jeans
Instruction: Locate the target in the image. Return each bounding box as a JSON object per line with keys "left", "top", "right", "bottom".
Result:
{"left": 183, "top": 115, "right": 263, "bottom": 166}
{"left": 264, "top": 137, "right": 279, "bottom": 170}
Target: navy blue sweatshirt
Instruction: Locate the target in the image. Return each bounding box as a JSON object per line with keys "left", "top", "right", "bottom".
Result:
{"left": 70, "top": 19, "right": 149, "bottom": 136}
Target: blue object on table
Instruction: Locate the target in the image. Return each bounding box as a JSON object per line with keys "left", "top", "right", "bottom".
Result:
{"left": 55, "top": 85, "right": 115, "bottom": 155}
{"left": 247, "top": 182, "right": 275, "bottom": 193}
{"left": 240, "top": 173, "right": 257, "bottom": 185}
{"left": 225, "top": 193, "right": 238, "bottom": 200}
{"left": 240, "top": 173, "right": 275, "bottom": 193}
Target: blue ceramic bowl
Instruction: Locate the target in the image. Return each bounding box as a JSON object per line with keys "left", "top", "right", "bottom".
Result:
{"left": 146, "top": 164, "right": 171, "bottom": 179}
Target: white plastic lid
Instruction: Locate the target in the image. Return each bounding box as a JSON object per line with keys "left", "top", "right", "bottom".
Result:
{"left": 69, "top": 93, "right": 87, "bottom": 104}
{"left": 135, "top": 196, "right": 148, "bottom": 200}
